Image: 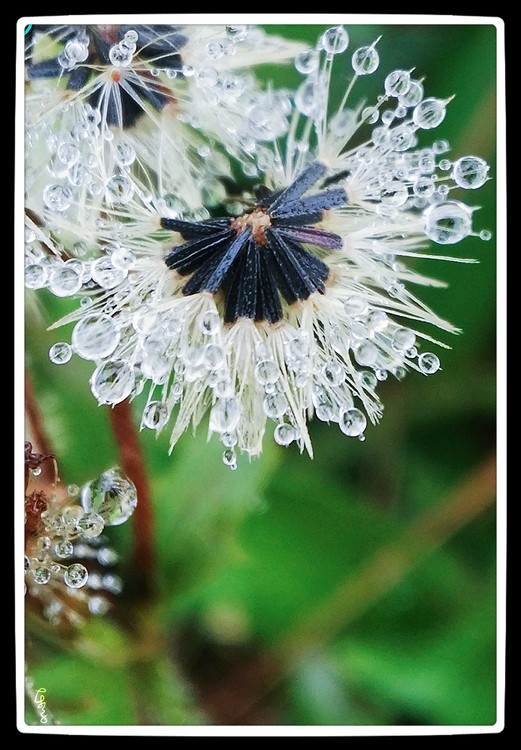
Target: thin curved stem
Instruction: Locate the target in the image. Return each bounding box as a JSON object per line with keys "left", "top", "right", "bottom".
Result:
{"left": 109, "top": 399, "right": 155, "bottom": 599}
{"left": 220, "top": 452, "right": 497, "bottom": 723}
{"left": 25, "top": 372, "right": 55, "bottom": 459}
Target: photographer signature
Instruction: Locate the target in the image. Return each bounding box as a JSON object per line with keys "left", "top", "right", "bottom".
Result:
{"left": 34, "top": 687, "right": 48, "bottom": 724}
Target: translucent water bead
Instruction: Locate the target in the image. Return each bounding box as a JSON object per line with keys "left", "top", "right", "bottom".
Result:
{"left": 339, "top": 407, "right": 367, "bottom": 437}
{"left": 77, "top": 512, "right": 105, "bottom": 538}
{"left": 91, "top": 257, "right": 127, "bottom": 289}
{"left": 413, "top": 176, "right": 435, "bottom": 198}
{"left": 398, "top": 79, "right": 424, "bottom": 108}
{"left": 226, "top": 25, "right": 249, "bottom": 42}
{"left": 321, "top": 26, "right": 349, "bottom": 56}
{"left": 57, "top": 141, "right": 80, "bottom": 166}
{"left": 351, "top": 45, "right": 379, "bottom": 75}
{"left": 263, "top": 392, "right": 288, "bottom": 419}
{"left": 114, "top": 142, "right": 136, "bottom": 167}
{"left": 209, "top": 397, "right": 242, "bottom": 434}
{"left": 354, "top": 341, "right": 379, "bottom": 366}
{"left": 48, "top": 261, "right": 83, "bottom": 297}
{"left": 452, "top": 156, "right": 489, "bottom": 189}
{"left": 64, "top": 563, "right": 89, "bottom": 588}
{"left": 246, "top": 103, "right": 289, "bottom": 141}
{"left": 322, "top": 361, "right": 344, "bottom": 386}
{"left": 198, "top": 309, "right": 220, "bottom": 335}
{"left": 106, "top": 174, "right": 134, "bottom": 204}
{"left": 254, "top": 359, "right": 279, "bottom": 386}
{"left": 274, "top": 422, "right": 297, "bottom": 446}
{"left": 381, "top": 181, "right": 409, "bottom": 207}
{"left": 109, "top": 42, "right": 134, "bottom": 67}
{"left": 219, "top": 75, "right": 244, "bottom": 102}
{"left": 72, "top": 314, "right": 120, "bottom": 360}
{"left": 413, "top": 98, "right": 446, "bottom": 129}
{"left": 111, "top": 247, "right": 135, "bottom": 270}
{"left": 81, "top": 468, "right": 138, "bottom": 526}
{"left": 32, "top": 566, "right": 52, "bottom": 585}
{"left": 295, "top": 48, "right": 320, "bottom": 74}
{"left": 418, "top": 352, "right": 440, "bottom": 374}
{"left": 295, "top": 79, "right": 322, "bottom": 118}
{"left": 384, "top": 70, "right": 411, "bottom": 97}
{"left": 25, "top": 264, "right": 48, "bottom": 289}
{"left": 65, "top": 39, "right": 89, "bottom": 64}
{"left": 392, "top": 328, "right": 416, "bottom": 352}
{"left": 90, "top": 360, "right": 135, "bottom": 404}
{"left": 197, "top": 66, "right": 219, "bottom": 88}
{"left": 54, "top": 540, "right": 74, "bottom": 558}
{"left": 424, "top": 202, "right": 472, "bottom": 244}
{"left": 142, "top": 401, "right": 169, "bottom": 429}
{"left": 344, "top": 295, "right": 368, "bottom": 315}
{"left": 222, "top": 448, "right": 237, "bottom": 470}
{"left": 49, "top": 342, "right": 72, "bottom": 364}
{"left": 58, "top": 39, "right": 88, "bottom": 70}
{"left": 43, "top": 184, "right": 73, "bottom": 213}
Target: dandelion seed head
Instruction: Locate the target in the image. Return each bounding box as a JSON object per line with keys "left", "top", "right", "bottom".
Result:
{"left": 25, "top": 24, "right": 492, "bottom": 466}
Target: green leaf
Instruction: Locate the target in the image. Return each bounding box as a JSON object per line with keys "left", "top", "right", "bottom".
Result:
{"left": 26, "top": 651, "right": 136, "bottom": 726}
{"left": 173, "top": 464, "right": 401, "bottom": 640}
{"left": 137, "top": 423, "right": 282, "bottom": 606}
{"left": 332, "top": 570, "right": 497, "bottom": 726}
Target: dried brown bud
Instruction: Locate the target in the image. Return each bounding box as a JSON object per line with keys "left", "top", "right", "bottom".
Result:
{"left": 25, "top": 441, "right": 54, "bottom": 470}
{"left": 25, "top": 490, "right": 48, "bottom": 533}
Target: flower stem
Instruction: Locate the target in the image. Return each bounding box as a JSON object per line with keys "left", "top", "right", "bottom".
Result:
{"left": 276, "top": 451, "right": 497, "bottom": 663}
{"left": 109, "top": 399, "right": 155, "bottom": 599}
{"left": 25, "top": 373, "right": 55, "bottom": 459}
{"left": 24, "top": 373, "right": 56, "bottom": 494}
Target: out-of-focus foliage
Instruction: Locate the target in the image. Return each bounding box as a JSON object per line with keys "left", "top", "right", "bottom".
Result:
{"left": 24, "top": 22, "right": 498, "bottom": 729}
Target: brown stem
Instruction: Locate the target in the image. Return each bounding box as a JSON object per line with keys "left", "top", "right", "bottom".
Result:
{"left": 109, "top": 399, "right": 155, "bottom": 598}
{"left": 25, "top": 373, "right": 55, "bottom": 459}
{"left": 25, "top": 373, "right": 56, "bottom": 494}
{"left": 276, "top": 451, "right": 497, "bottom": 664}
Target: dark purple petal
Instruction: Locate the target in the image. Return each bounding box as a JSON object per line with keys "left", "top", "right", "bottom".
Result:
{"left": 266, "top": 231, "right": 317, "bottom": 299}
{"left": 27, "top": 59, "right": 64, "bottom": 80}
{"left": 272, "top": 212, "right": 324, "bottom": 227}
{"left": 270, "top": 188, "right": 347, "bottom": 219}
{"left": 165, "top": 232, "right": 232, "bottom": 275}
{"left": 161, "top": 158, "right": 342, "bottom": 323}
{"left": 269, "top": 231, "right": 329, "bottom": 295}
{"left": 138, "top": 82, "right": 170, "bottom": 111}
{"left": 276, "top": 225, "right": 343, "bottom": 250}
{"left": 182, "top": 252, "right": 224, "bottom": 296}
{"left": 203, "top": 228, "right": 252, "bottom": 293}
{"left": 161, "top": 217, "right": 231, "bottom": 239}
{"left": 267, "top": 161, "right": 327, "bottom": 212}
{"left": 223, "top": 239, "right": 259, "bottom": 322}
{"left": 66, "top": 65, "right": 90, "bottom": 91}
{"left": 255, "top": 250, "right": 283, "bottom": 323}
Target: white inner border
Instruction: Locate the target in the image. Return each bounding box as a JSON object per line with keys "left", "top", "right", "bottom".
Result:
{"left": 15, "top": 13, "right": 506, "bottom": 738}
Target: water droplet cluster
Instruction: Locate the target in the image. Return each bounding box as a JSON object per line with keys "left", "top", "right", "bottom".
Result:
{"left": 288, "top": 27, "right": 490, "bottom": 248}
{"left": 25, "top": 23, "right": 303, "bottom": 204}
{"left": 24, "top": 467, "right": 136, "bottom": 627}
{"left": 24, "top": 24, "right": 491, "bottom": 467}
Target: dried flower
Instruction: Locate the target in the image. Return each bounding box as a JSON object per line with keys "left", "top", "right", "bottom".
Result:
{"left": 25, "top": 24, "right": 491, "bottom": 467}
{"left": 24, "top": 446, "right": 137, "bottom": 628}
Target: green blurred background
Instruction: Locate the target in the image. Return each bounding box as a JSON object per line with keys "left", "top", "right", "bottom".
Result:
{"left": 24, "top": 22, "right": 499, "bottom": 728}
